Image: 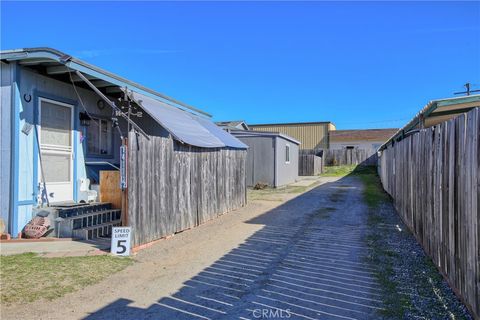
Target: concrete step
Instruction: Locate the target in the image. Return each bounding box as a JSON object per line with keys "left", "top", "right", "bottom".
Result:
{"left": 57, "top": 209, "right": 122, "bottom": 239}
{"left": 71, "top": 210, "right": 121, "bottom": 230}
{"left": 72, "top": 220, "right": 122, "bottom": 240}
{"left": 55, "top": 203, "right": 112, "bottom": 218}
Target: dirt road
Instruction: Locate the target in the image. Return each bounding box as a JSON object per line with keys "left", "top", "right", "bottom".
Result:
{"left": 2, "top": 175, "right": 470, "bottom": 319}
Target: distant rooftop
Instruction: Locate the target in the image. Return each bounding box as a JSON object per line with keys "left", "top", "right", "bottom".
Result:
{"left": 215, "top": 120, "right": 249, "bottom": 130}
{"left": 250, "top": 121, "right": 334, "bottom": 127}
{"left": 229, "top": 129, "right": 301, "bottom": 145}
{"left": 330, "top": 128, "right": 398, "bottom": 143}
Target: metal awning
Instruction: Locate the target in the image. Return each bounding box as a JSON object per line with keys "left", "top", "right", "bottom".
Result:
{"left": 193, "top": 115, "right": 249, "bottom": 149}
{"left": 128, "top": 90, "right": 248, "bottom": 149}
{"left": 1, "top": 47, "right": 247, "bottom": 149}
{"left": 379, "top": 94, "right": 480, "bottom": 151}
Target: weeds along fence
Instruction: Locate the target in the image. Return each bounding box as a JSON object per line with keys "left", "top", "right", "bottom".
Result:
{"left": 299, "top": 149, "right": 323, "bottom": 175}
{"left": 323, "top": 148, "right": 378, "bottom": 166}
{"left": 378, "top": 108, "right": 479, "bottom": 319}
{"left": 127, "top": 133, "right": 247, "bottom": 247}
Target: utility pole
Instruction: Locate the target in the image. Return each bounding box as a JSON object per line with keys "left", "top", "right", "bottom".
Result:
{"left": 454, "top": 82, "right": 480, "bottom": 96}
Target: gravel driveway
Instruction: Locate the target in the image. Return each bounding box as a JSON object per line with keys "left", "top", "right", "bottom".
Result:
{"left": 89, "top": 176, "right": 382, "bottom": 320}
{"left": 2, "top": 175, "right": 471, "bottom": 320}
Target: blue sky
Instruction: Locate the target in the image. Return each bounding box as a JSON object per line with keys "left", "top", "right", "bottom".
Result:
{"left": 2, "top": 1, "right": 479, "bottom": 129}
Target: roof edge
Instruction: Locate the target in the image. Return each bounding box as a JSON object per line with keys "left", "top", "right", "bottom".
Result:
{"left": 249, "top": 121, "right": 333, "bottom": 126}
{"left": 330, "top": 128, "right": 399, "bottom": 132}
{"left": 0, "top": 47, "right": 211, "bottom": 117}
{"left": 379, "top": 94, "right": 480, "bottom": 151}
{"left": 230, "top": 129, "right": 301, "bottom": 145}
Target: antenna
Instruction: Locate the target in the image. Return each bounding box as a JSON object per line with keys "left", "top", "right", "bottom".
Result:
{"left": 454, "top": 82, "right": 480, "bottom": 96}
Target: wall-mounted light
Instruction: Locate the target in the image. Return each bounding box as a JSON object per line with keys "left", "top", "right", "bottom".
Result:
{"left": 79, "top": 112, "right": 91, "bottom": 126}
{"left": 97, "top": 100, "right": 105, "bottom": 110}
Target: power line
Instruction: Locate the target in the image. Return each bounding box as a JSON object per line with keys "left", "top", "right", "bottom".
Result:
{"left": 454, "top": 82, "right": 480, "bottom": 96}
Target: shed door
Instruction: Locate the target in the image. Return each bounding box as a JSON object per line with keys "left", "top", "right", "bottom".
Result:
{"left": 38, "top": 98, "right": 74, "bottom": 203}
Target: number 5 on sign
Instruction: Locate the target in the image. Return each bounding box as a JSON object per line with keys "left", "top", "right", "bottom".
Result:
{"left": 111, "top": 227, "right": 132, "bottom": 256}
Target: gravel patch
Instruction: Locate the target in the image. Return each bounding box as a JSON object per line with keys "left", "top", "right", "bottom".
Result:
{"left": 365, "top": 201, "right": 473, "bottom": 319}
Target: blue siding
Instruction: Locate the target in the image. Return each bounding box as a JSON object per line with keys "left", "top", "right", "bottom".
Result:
{"left": 0, "top": 62, "right": 13, "bottom": 230}
{"left": 7, "top": 66, "right": 171, "bottom": 236}
{"left": 11, "top": 65, "right": 20, "bottom": 235}
{"left": 17, "top": 205, "right": 33, "bottom": 234}
{"left": 9, "top": 67, "right": 121, "bottom": 235}
{"left": 17, "top": 101, "right": 35, "bottom": 203}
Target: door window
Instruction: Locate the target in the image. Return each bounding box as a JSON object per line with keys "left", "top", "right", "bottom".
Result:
{"left": 42, "top": 153, "right": 71, "bottom": 183}
{"left": 40, "top": 101, "right": 72, "bottom": 147}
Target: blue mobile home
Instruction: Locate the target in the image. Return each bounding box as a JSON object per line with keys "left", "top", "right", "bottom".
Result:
{"left": 0, "top": 47, "right": 247, "bottom": 243}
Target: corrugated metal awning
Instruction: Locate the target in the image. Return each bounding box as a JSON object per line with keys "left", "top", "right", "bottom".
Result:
{"left": 128, "top": 90, "right": 248, "bottom": 149}
{"left": 379, "top": 94, "right": 480, "bottom": 151}
{"left": 0, "top": 47, "right": 247, "bottom": 149}
{"left": 194, "top": 115, "right": 249, "bottom": 149}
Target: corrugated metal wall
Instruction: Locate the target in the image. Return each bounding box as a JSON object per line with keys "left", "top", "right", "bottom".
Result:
{"left": 249, "top": 123, "right": 332, "bottom": 149}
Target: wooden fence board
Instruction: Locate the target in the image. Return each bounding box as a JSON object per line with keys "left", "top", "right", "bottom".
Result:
{"left": 99, "top": 171, "right": 122, "bottom": 209}
{"left": 298, "top": 153, "right": 323, "bottom": 176}
{"left": 127, "top": 133, "right": 247, "bottom": 247}
{"left": 323, "top": 148, "right": 378, "bottom": 166}
{"left": 378, "top": 108, "right": 480, "bottom": 319}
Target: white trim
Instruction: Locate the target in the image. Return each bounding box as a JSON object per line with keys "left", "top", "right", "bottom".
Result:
{"left": 39, "top": 144, "right": 73, "bottom": 151}
{"left": 38, "top": 97, "right": 75, "bottom": 202}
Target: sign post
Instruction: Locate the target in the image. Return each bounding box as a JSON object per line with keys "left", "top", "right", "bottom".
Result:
{"left": 120, "top": 145, "right": 127, "bottom": 190}
{"left": 111, "top": 227, "right": 132, "bottom": 256}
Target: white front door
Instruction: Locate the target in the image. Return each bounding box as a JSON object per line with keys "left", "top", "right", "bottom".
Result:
{"left": 38, "top": 98, "right": 74, "bottom": 203}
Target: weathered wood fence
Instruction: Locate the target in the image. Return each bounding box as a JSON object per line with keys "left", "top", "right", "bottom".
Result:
{"left": 127, "top": 133, "right": 247, "bottom": 247}
{"left": 324, "top": 148, "right": 377, "bottom": 166}
{"left": 298, "top": 150, "right": 323, "bottom": 175}
{"left": 378, "top": 108, "right": 479, "bottom": 319}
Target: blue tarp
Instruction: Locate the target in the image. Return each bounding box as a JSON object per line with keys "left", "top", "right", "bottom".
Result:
{"left": 129, "top": 91, "right": 247, "bottom": 149}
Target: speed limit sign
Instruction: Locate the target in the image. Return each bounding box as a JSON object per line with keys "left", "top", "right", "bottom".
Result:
{"left": 111, "top": 227, "right": 132, "bottom": 256}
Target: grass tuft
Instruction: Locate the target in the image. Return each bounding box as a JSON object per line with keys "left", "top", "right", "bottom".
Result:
{"left": 349, "top": 165, "right": 412, "bottom": 318}
{"left": 0, "top": 253, "right": 133, "bottom": 305}
{"left": 320, "top": 165, "right": 357, "bottom": 177}
{"left": 353, "top": 166, "right": 390, "bottom": 208}
{"left": 248, "top": 184, "right": 315, "bottom": 201}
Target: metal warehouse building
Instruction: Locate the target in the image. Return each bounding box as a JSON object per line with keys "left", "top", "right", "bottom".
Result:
{"left": 249, "top": 121, "right": 335, "bottom": 150}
